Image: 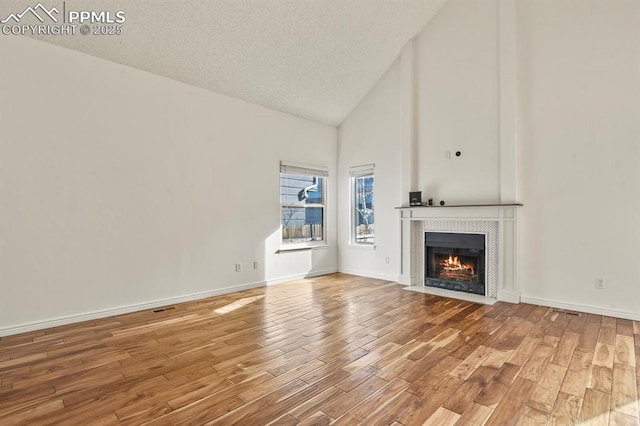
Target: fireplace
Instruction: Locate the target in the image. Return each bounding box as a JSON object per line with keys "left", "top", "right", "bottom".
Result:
{"left": 425, "top": 232, "right": 486, "bottom": 295}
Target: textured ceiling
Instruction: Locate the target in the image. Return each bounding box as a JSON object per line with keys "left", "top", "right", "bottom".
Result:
{"left": 1, "top": 0, "right": 446, "bottom": 125}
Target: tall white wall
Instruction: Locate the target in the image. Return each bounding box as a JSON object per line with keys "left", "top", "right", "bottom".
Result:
{"left": 517, "top": 0, "right": 640, "bottom": 317}
{"left": 415, "top": 0, "right": 500, "bottom": 204}
{"left": 338, "top": 0, "right": 500, "bottom": 281}
{"left": 339, "top": 0, "right": 640, "bottom": 318}
{"left": 337, "top": 60, "right": 403, "bottom": 280}
{"left": 0, "top": 36, "right": 337, "bottom": 334}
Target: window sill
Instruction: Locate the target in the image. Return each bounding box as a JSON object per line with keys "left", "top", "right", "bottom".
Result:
{"left": 348, "top": 243, "right": 376, "bottom": 250}
{"left": 277, "top": 244, "right": 329, "bottom": 253}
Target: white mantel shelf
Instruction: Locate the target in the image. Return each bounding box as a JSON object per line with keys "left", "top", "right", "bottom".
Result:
{"left": 396, "top": 203, "right": 523, "bottom": 209}
{"left": 398, "top": 204, "right": 522, "bottom": 305}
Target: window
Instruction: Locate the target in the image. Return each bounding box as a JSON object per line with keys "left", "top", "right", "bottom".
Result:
{"left": 350, "top": 164, "right": 374, "bottom": 245}
{"left": 280, "top": 161, "right": 328, "bottom": 245}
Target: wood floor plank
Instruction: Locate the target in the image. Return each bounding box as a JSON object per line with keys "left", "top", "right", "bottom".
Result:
{"left": 423, "top": 407, "right": 461, "bottom": 425}
{"left": 598, "top": 319, "right": 617, "bottom": 346}
{"left": 443, "top": 366, "right": 497, "bottom": 414}
{"left": 569, "top": 346, "right": 595, "bottom": 371}
{"left": 560, "top": 369, "right": 590, "bottom": 400}
{"left": 527, "top": 384, "right": 560, "bottom": 414}
{"left": 509, "top": 337, "right": 541, "bottom": 366}
{"left": 617, "top": 319, "right": 635, "bottom": 337}
{"left": 397, "top": 375, "right": 464, "bottom": 425}
{"left": 615, "top": 335, "right": 637, "bottom": 367}
{"left": 537, "top": 362, "right": 568, "bottom": 389}
{"left": 320, "top": 375, "right": 388, "bottom": 419}
{"left": 482, "top": 349, "right": 513, "bottom": 370}
{"left": 493, "top": 362, "right": 523, "bottom": 386}
{"left": 0, "top": 273, "right": 636, "bottom": 425}
{"left": 331, "top": 378, "right": 410, "bottom": 425}
{"left": 455, "top": 402, "right": 493, "bottom": 425}
{"left": 589, "top": 365, "right": 613, "bottom": 393}
{"left": 581, "top": 388, "right": 610, "bottom": 426}
{"left": 288, "top": 386, "right": 344, "bottom": 421}
{"left": 297, "top": 411, "right": 333, "bottom": 426}
{"left": 519, "top": 343, "right": 554, "bottom": 382}
{"left": 551, "top": 331, "right": 581, "bottom": 367}
{"left": 450, "top": 345, "right": 494, "bottom": 380}
{"left": 517, "top": 406, "right": 549, "bottom": 425}
{"left": 474, "top": 377, "right": 510, "bottom": 409}
{"left": 550, "top": 391, "right": 583, "bottom": 425}
{"left": 608, "top": 410, "right": 640, "bottom": 426}
{"left": 405, "top": 354, "right": 461, "bottom": 395}
{"left": 485, "top": 377, "right": 536, "bottom": 425}
{"left": 610, "top": 363, "right": 639, "bottom": 419}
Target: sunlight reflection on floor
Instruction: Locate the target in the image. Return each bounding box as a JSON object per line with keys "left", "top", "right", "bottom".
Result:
{"left": 214, "top": 295, "right": 264, "bottom": 314}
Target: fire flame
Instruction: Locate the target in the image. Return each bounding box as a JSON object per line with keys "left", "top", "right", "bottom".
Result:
{"left": 442, "top": 254, "right": 475, "bottom": 275}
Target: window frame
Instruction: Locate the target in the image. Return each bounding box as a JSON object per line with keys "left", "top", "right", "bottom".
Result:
{"left": 349, "top": 164, "right": 375, "bottom": 246}
{"left": 279, "top": 161, "right": 328, "bottom": 249}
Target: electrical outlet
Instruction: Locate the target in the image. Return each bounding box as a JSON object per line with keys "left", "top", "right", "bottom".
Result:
{"left": 235, "top": 263, "right": 241, "bottom": 272}
{"left": 253, "top": 261, "right": 259, "bottom": 270}
{"left": 595, "top": 278, "right": 606, "bottom": 289}
{"left": 444, "top": 151, "right": 451, "bottom": 159}
{"left": 385, "top": 256, "right": 390, "bottom": 264}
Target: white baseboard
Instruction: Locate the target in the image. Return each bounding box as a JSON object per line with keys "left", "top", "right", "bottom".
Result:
{"left": 498, "top": 289, "right": 521, "bottom": 304}
{"left": 396, "top": 276, "right": 411, "bottom": 286}
{"left": 0, "top": 281, "right": 267, "bottom": 337}
{"left": 338, "top": 268, "right": 398, "bottom": 282}
{"left": 520, "top": 296, "right": 640, "bottom": 321}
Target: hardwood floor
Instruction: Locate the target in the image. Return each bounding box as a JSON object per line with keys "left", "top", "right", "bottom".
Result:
{"left": 0, "top": 273, "right": 638, "bottom": 425}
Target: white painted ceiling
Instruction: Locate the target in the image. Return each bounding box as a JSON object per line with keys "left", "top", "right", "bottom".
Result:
{"left": 2, "top": 0, "right": 446, "bottom": 125}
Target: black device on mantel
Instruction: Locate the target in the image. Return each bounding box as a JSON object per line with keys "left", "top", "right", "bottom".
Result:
{"left": 409, "top": 191, "right": 422, "bottom": 206}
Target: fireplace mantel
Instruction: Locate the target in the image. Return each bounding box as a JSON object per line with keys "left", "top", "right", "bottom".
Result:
{"left": 398, "top": 204, "right": 522, "bottom": 304}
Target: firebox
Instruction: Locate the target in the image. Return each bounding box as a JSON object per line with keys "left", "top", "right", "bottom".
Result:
{"left": 425, "top": 232, "right": 486, "bottom": 295}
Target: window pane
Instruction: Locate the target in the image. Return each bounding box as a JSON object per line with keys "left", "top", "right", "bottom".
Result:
{"left": 281, "top": 206, "right": 324, "bottom": 242}
{"left": 280, "top": 173, "right": 323, "bottom": 205}
{"left": 354, "top": 175, "right": 374, "bottom": 244}
{"left": 280, "top": 172, "right": 325, "bottom": 244}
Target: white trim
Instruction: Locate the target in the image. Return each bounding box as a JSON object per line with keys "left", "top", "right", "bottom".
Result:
{"left": 349, "top": 164, "right": 375, "bottom": 177}
{"left": 338, "top": 268, "right": 397, "bottom": 282}
{"left": 399, "top": 206, "right": 520, "bottom": 301}
{"left": 397, "top": 275, "right": 411, "bottom": 285}
{"left": 350, "top": 172, "right": 375, "bottom": 246}
{"left": 405, "top": 286, "right": 497, "bottom": 306}
{"left": 280, "top": 160, "right": 328, "bottom": 177}
{"left": 277, "top": 243, "right": 329, "bottom": 253}
{"left": 0, "top": 281, "right": 265, "bottom": 337}
{"left": 498, "top": 289, "right": 521, "bottom": 304}
{"left": 521, "top": 296, "right": 640, "bottom": 322}
{"left": 347, "top": 243, "right": 376, "bottom": 251}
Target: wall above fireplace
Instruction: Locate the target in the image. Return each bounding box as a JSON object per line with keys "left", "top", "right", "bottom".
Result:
{"left": 397, "top": 204, "right": 521, "bottom": 304}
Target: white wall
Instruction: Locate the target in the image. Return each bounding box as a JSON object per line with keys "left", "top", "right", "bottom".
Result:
{"left": 415, "top": 0, "right": 500, "bottom": 204}
{"left": 339, "top": 0, "right": 640, "bottom": 318}
{"left": 0, "top": 36, "right": 337, "bottom": 334}
{"left": 337, "top": 60, "right": 403, "bottom": 281}
{"left": 337, "top": 0, "right": 500, "bottom": 281}
{"left": 517, "top": 0, "right": 640, "bottom": 317}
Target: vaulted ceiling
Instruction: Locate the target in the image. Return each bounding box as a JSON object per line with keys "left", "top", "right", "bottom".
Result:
{"left": 2, "top": 0, "right": 447, "bottom": 125}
